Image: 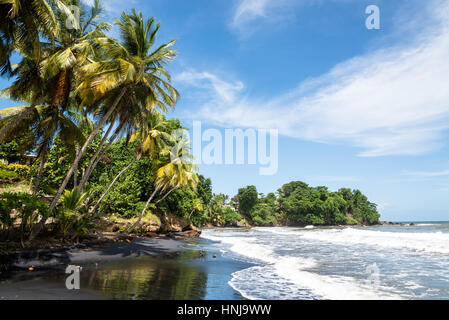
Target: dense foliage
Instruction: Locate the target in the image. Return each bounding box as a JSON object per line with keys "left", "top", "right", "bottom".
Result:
{"left": 27, "top": 133, "right": 212, "bottom": 226}
{"left": 0, "top": 134, "right": 34, "bottom": 163}
{"left": 235, "top": 182, "right": 380, "bottom": 226}
{"left": 0, "top": 0, "right": 382, "bottom": 245}
{"left": 0, "top": 161, "right": 30, "bottom": 182}
{"left": 0, "top": 192, "right": 51, "bottom": 236}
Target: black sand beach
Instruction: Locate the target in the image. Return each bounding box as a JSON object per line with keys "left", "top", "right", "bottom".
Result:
{"left": 0, "top": 236, "right": 253, "bottom": 300}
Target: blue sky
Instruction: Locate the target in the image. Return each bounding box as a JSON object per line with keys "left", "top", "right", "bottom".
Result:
{"left": 2, "top": 0, "right": 449, "bottom": 221}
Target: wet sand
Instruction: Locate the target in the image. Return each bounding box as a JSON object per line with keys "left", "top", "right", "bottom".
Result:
{"left": 6, "top": 236, "right": 191, "bottom": 269}
{"left": 0, "top": 237, "right": 253, "bottom": 300}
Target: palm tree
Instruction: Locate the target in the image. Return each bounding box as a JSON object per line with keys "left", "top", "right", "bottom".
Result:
{"left": 153, "top": 133, "right": 197, "bottom": 205}
{"left": 0, "top": 44, "right": 49, "bottom": 142}
{"left": 49, "top": 10, "right": 179, "bottom": 211}
{"left": 0, "top": 0, "right": 59, "bottom": 75}
{"left": 0, "top": 25, "right": 92, "bottom": 196}
{"left": 188, "top": 198, "right": 204, "bottom": 220}
{"left": 0, "top": 0, "right": 108, "bottom": 153}
{"left": 57, "top": 188, "right": 89, "bottom": 240}
{"left": 0, "top": 0, "right": 99, "bottom": 142}
{"left": 0, "top": 103, "right": 86, "bottom": 194}
{"left": 125, "top": 143, "right": 199, "bottom": 234}
{"left": 89, "top": 112, "right": 171, "bottom": 214}
{"left": 75, "top": 11, "right": 181, "bottom": 192}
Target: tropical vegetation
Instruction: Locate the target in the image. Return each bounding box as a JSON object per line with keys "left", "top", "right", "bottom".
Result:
{"left": 235, "top": 183, "right": 380, "bottom": 226}
{"left": 0, "top": 0, "right": 381, "bottom": 248}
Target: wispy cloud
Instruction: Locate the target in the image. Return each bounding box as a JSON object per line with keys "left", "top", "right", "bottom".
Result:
{"left": 232, "top": 0, "right": 275, "bottom": 25}
{"left": 230, "top": 0, "right": 298, "bottom": 35}
{"left": 229, "top": 0, "right": 355, "bottom": 36}
{"left": 176, "top": 1, "right": 449, "bottom": 157}
{"left": 175, "top": 71, "right": 244, "bottom": 103}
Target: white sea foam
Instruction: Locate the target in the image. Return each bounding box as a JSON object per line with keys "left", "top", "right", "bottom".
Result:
{"left": 201, "top": 232, "right": 274, "bottom": 263}
{"left": 229, "top": 264, "right": 318, "bottom": 300}
{"left": 274, "top": 259, "right": 403, "bottom": 300}
{"left": 296, "top": 228, "right": 449, "bottom": 254}
{"left": 201, "top": 229, "right": 405, "bottom": 300}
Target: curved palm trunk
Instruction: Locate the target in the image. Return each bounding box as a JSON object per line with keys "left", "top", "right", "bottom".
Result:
{"left": 188, "top": 209, "right": 195, "bottom": 220}
{"left": 154, "top": 186, "right": 179, "bottom": 205}
{"left": 77, "top": 113, "right": 118, "bottom": 191}
{"left": 78, "top": 116, "right": 127, "bottom": 192}
{"left": 49, "top": 87, "right": 127, "bottom": 209}
{"left": 29, "top": 87, "right": 127, "bottom": 242}
{"left": 90, "top": 157, "right": 138, "bottom": 214}
{"left": 73, "top": 145, "right": 80, "bottom": 188}
{"left": 125, "top": 186, "right": 161, "bottom": 234}
{"left": 33, "top": 143, "right": 48, "bottom": 195}
{"left": 0, "top": 104, "right": 37, "bottom": 142}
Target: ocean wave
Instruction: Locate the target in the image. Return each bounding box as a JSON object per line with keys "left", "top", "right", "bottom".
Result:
{"left": 228, "top": 264, "right": 318, "bottom": 300}
{"left": 201, "top": 232, "right": 273, "bottom": 263}
{"left": 201, "top": 229, "right": 405, "bottom": 300}
{"left": 296, "top": 228, "right": 449, "bottom": 254}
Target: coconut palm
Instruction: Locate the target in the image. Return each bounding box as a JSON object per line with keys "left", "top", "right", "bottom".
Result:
{"left": 0, "top": 0, "right": 109, "bottom": 144}
{"left": 0, "top": 103, "right": 86, "bottom": 194}
{"left": 50, "top": 10, "right": 179, "bottom": 211}
{"left": 75, "top": 11, "right": 181, "bottom": 192}
{"left": 152, "top": 132, "right": 197, "bottom": 204}
{"left": 40, "top": 0, "right": 110, "bottom": 108}
{"left": 89, "top": 112, "right": 171, "bottom": 214}
{"left": 125, "top": 139, "right": 199, "bottom": 234}
{"left": 0, "top": 0, "right": 59, "bottom": 75}
{"left": 188, "top": 198, "right": 204, "bottom": 221}
{"left": 0, "top": 45, "right": 49, "bottom": 142}
{"left": 0, "top": 30, "right": 91, "bottom": 196}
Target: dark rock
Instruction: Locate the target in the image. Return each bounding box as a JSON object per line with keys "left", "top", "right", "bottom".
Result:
{"left": 159, "top": 213, "right": 190, "bottom": 233}
{"left": 225, "top": 220, "right": 251, "bottom": 228}
{"left": 184, "top": 229, "right": 201, "bottom": 238}
{"left": 182, "top": 224, "right": 202, "bottom": 237}
{"left": 145, "top": 232, "right": 159, "bottom": 238}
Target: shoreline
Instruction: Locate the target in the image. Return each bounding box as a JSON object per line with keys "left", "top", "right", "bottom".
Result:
{"left": 0, "top": 222, "right": 399, "bottom": 271}
{"left": 1, "top": 223, "right": 447, "bottom": 300}
{"left": 0, "top": 233, "right": 196, "bottom": 272}
{"left": 0, "top": 234, "right": 253, "bottom": 300}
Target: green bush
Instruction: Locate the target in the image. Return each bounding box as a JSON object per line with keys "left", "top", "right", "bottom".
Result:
{"left": 345, "top": 217, "right": 359, "bottom": 225}
{"left": 7, "top": 163, "right": 30, "bottom": 177}
{"left": 0, "top": 160, "right": 7, "bottom": 169}
{"left": 222, "top": 207, "right": 242, "bottom": 224}
{"left": 275, "top": 182, "right": 381, "bottom": 226}
{"left": 0, "top": 192, "right": 52, "bottom": 233}
{"left": 0, "top": 169, "right": 20, "bottom": 182}
{"left": 56, "top": 189, "right": 93, "bottom": 240}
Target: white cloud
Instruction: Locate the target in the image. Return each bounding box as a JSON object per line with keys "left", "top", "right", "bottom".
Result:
{"left": 232, "top": 0, "right": 271, "bottom": 25}
{"left": 175, "top": 71, "right": 244, "bottom": 103}
{"left": 230, "top": 0, "right": 298, "bottom": 34}
{"left": 230, "top": 0, "right": 355, "bottom": 35}
{"left": 176, "top": 1, "right": 449, "bottom": 157}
